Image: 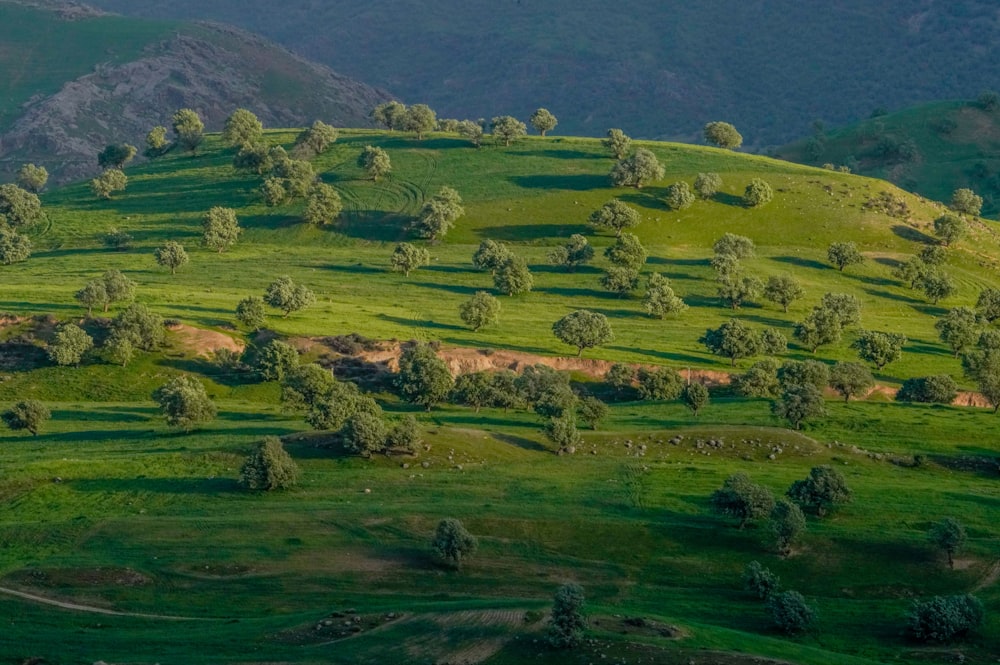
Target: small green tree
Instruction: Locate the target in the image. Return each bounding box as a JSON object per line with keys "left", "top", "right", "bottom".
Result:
{"left": 371, "top": 101, "right": 407, "bottom": 130}
{"left": 264, "top": 276, "right": 315, "bottom": 317}
{"left": 413, "top": 186, "right": 464, "bottom": 240}
{"left": 240, "top": 436, "right": 300, "bottom": 490}
{"left": 342, "top": 410, "right": 388, "bottom": 456}
{"left": 935, "top": 307, "right": 981, "bottom": 357}
{"left": 589, "top": 199, "right": 640, "bottom": 237}
{"left": 682, "top": 382, "right": 709, "bottom": 415}
{"left": 358, "top": 145, "right": 391, "bottom": 181}
{"left": 530, "top": 108, "right": 558, "bottom": 135}
{"left": 769, "top": 591, "right": 816, "bottom": 634}
{"left": 251, "top": 340, "right": 300, "bottom": 381}
{"left": 75, "top": 280, "right": 107, "bottom": 316}
{"left": 302, "top": 183, "right": 343, "bottom": 225}
{"left": 764, "top": 329, "right": 790, "bottom": 355}
{"left": 693, "top": 172, "right": 722, "bottom": 199}
{"left": 490, "top": 115, "right": 527, "bottom": 146}
{"left": 769, "top": 499, "right": 806, "bottom": 555}
{"left": 713, "top": 233, "right": 756, "bottom": 259}
{"left": 472, "top": 239, "right": 513, "bottom": 274}
{"left": 386, "top": 415, "right": 422, "bottom": 454}
{"left": 100, "top": 269, "right": 137, "bottom": 312}
{"left": 547, "top": 234, "right": 594, "bottom": 271}
{"left": 711, "top": 472, "right": 776, "bottom": 529}
{"left": 921, "top": 270, "right": 957, "bottom": 304}
{"left": 90, "top": 169, "right": 127, "bottom": 199}
{"left": 103, "top": 332, "right": 134, "bottom": 367}
{"left": 976, "top": 287, "right": 1000, "bottom": 322}
{"left": 281, "top": 363, "right": 336, "bottom": 411}
{"left": 97, "top": 143, "right": 137, "bottom": 170}
{"left": 852, "top": 330, "right": 906, "bottom": 369}
{"left": 778, "top": 360, "right": 830, "bottom": 391}
{"left": 390, "top": 242, "right": 430, "bottom": 276}
{"left": 48, "top": 323, "right": 94, "bottom": 367}
{"left": 827, "top": 241, "right": 864, "bottom": 271}
{"left": 828, "top": 361, "right": 874, "bottom": 402}
{"left": 543, "top": 414, "right": 581, "bottom": 449}
{"left": 459, "top": 291, "right": 501, "bottom": 331}
{"left": 577, "top": 395, "right": 608, "bottom": 430}
{"left": 236, "top": 295, "right": 266, "bottom": 331}
{"left": 103, "top": 228, "right": 133, "bottom": 252}
{"left": 152, "top": 375, "right": 217, "bottom": 430}
{"left": 2, "top": 400, "right": 50, "bottom": 436}
{"left": 734, "top": 359, "right": 781, "bottom": 398}
{"left": 928, "top": 518, "right": 967, "bottom": 569}
{"left": 0, "top": 184, "right": 42, "bottom": 227}
{"left": 457, "top": 119, "right": 484, "bottom": 147}
{"left": 493, "top": 255, "right": 533, "bottom": 295}
{"left": 643, "top": 272, "right": 687, "bottom": 318}
{"left": 154, "top": 241, "right": 189, "bottom": 275}
{"left": 201, "top": 207, "right": 241, "bottom": 253}
{"left": 293, "top": 120, "right": 337, "bottom": 157}
{"left": 664, "top": 181, "right": 695, "bottom": 210}
{"left": 934, "top": 214, "right": 967, "bottom": 246}
{"left": 145, "top": 126, "right": 169, "bottom": 157}
{"left": 907, "top": 595, "right": 984, "bottom": 642}
{"left": 452, "top": 371, "right": 497, "bottom": 413}
{"left": 897, "top": 375, "right": 958, "bottom": 404}
{"left": 547, "top": 583, "right": 586, "bottom": 649}
{"left": 772, "top": 383, "right": 826, "bottom": 430}
{"left": 0, "top": 229, "right": 31, "bottom": 265}
{"left": 431, "top": 518, "right": 478, "bottom": 569}
{"left": 743, "top": 561, "right": 780, "bottom": 599}
{"left": 602, "top": 128, "right": 632, "bottom": 159}
{"left": 704, "top": 121, "right": 743, "bottom": 149}
{"left": 743, "top": 178, "right": 773, "bottom": 207}
{"left": 610, "top": 148, "right": 664, "bottom": 188}
{"left": 604, "top": 232, "right": 647, "bottom": 270}
{"left": 717, "top": 273, "right": 764, "bottom": 310}
{"left": 109, "top": 303, "right": 165, "bottom": 352}
{"left": 701, "top": 319, "right": 764, "bottom": 366}
{"left": 397, "top": 343, "right": 453, "bottom": 410}
{"left": 763, "top": 274, "right": 804, "bottom": 313}
{"left": 171, "top": 108, "right": 204, "bottom": 154}
{"left": 552, "top": 310, "right": 613, "bottom": 357}
{"left": 949, "top": 188, "right": 983, "bottom": 216}
{"left": 636, "top": 367, "right": 684, "bottom": 401}
{"left": 16, "top": 163, "right": 48, "bottom": 193}
{"left": 605, "top": 363, "right": 635, "bottom": 396}
{"left": 793, "top": 307, "right": 843, "bottom": 353}
{"left": 403, "top": 103, "right": 437, "bottom": 139}
{"left": 787, "top": 466, "right": 851, "bottom": 515}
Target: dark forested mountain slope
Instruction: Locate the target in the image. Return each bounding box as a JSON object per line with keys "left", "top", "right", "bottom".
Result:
{"left": 85, "top": 0, "right": 1000, "bottom": 147}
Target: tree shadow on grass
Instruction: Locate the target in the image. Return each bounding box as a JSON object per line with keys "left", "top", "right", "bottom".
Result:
{"left": 534, "top": 286, "right": 623, "bottom": 300}
{"left": 712, "top": 192, "right": 746, "bottom": 207}
{"left": 862, "top": 287, "right": 924, "bottom": 305}
{"left": 490, "top": 431, "right": 549, "bottom": 452}
{"left": 508, "top": 174, "right": 608, "bottom": 191}
{"left": 874, "top": 256, "right": 903, "bottom": 269}
{"left": 892, "top": 224, "right": 936, "bottom": 244}
{"left": 324, "top": 263, "right": 384, "bottom": 275}
{"left": 476, "top": 223, "right": 590, "bottom": 242}
{"left": 616, "top": 190, "right": 670, "bottom": 211}
{"left": 608, "top": 346, "right": 707, "bottom": 365}
{"left": 239, "top": 213, "right": 300, "bottom": 231}
{"left": 410, "top": 282, "right": 480, "bottom": 296}
{"left": 157, "top": 358, "right": 257, "bottom": 388}
{"left": 737, "top": 313, "right": 792, "bottom": 328}
{"left": 70, "top": 476, "right": 241, "bottom": 495}
{"left": 378, "top": 314, "right": 465, "bottom": 332}
{"left": 648, "top": 256, "right": 709, "bottom": 267}
{"left": 771, "top": 255, "right": 829, "bottom": 271}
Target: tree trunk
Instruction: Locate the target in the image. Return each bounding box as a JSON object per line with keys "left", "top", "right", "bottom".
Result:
{"left": 947, "top": 549, "right": 954, "bottom": 569}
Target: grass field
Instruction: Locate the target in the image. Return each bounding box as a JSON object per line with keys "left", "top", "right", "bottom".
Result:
{"left": 0, "top": 130, "right": 998, "bottom": 663}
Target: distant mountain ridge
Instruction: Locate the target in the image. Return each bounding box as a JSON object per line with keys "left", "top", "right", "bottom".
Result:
{"left": 0, "top": 2, "right": 391, "bottom": 184}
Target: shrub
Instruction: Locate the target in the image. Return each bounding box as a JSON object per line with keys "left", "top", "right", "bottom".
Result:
{"left": 907, "top": 595, "right": 983, "bottom": 642}
{"left": 743, "top": 178, "right": 773, "bottom": 207}
{"left": 431, "top": 518, "right": 477, "bottom": 569}
{"left": 547, "top": 583, "right": 586, "bottom": 649}
{"left": 769, "top": 591, "right": 816, "bottom": 634}
{"left": 240, "top": 436, "right": 300, "bottom": 490}
{"left": 896, "top": 375, "right": 957, "bottom": 404}
{"left": 742, "top": 561, "right": 780, "bottom": 599}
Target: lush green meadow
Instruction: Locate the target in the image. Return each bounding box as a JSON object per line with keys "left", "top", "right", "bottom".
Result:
{"left": 0, "top": 130, "right": 998, "bottom": 663}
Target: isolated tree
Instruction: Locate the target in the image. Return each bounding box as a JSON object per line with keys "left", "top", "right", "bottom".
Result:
{"left": 201, "top": 207, "right": 241, "bottom": 253}
{"left": 90, "top": 169, "right": 127, "bottom": 199}
{"left": 602, "top": 128, "right": 632, "bottom": 159}
{"left": 717, "top": 273, "right": 764, "bottom": 310}
{"left": 773, "top": 383, "right": 825, "bottom": 430}
{"left": 682, "top": 382, "right": 709, "bottom": 416}
{"left": 264, "top": 276, "right": 316, "bottom": 317}
{"left": 240, "top": 436, "right": 299, "bottom": 490}
{"left": 544, "top": 415, "right": 581, "bottom": 449}
{"left": 0, "top": 229, "right": 31, "bottom": 265}
{"left": 16, "top": 163, "right": 48, "bottom": 193}
{"left": 713, "top": 233, "right": 755, "bottom": 259}
{"left": 386, "top": 415, "right": 422, "bottom": 454}
{"left": 610, "top": 147, "right": 664, "bottom": 188}
{"left": 934, "top": 214, "right": 967, "bottom": 246}
{"left": 921, "top": 270, "right": 957, "bottom": 304}
{"left": 112, "top": 304, "right": 164, "bottom": 351}
{"left": 252, "top": 340, "right": 300, "bottom": 381}
{"left": 153, "top": 375, "right": 217, "bottom": 430}
{"left": 2, "top": 400, "right": 50, "bottom": 436}
{"left": 935, "top": 307, "right": 981, "bottom": 357}
{"left": 358, "top": 145, "right": 391, "bottom": 181}
{"left": 547, "top": 583, "right": 586, "bottom": 649}
{"left": 402, "top": 103, "right": 437, "bottom": 139}
{"left": 493, "top": 255, "right": 533, "bottom": 295}
{"left": 530, "top": 108, "right": 558, "bottom": 135}
{"left": 701, "top": 319, "right": 763, "bottom": 366}
{"left": 342, "top": 410, "right": 388, "bottom": 456}
{"left": 472, "top": 239, "right": 513, "bottom": 275}
{"left": 414, "top": 186, "right": 464, "bottom": 240}
{"left": 829, "top": 361, "right": 874, "bottom": 402}
{"left": 693, "top": 172, "right": 722, "bottom": 199}
{"left": 976, "top": 288, "right": 1000, "bottom": 322}
{"left": 589, "top": 199, "right": 640, "bottom": 237}
{"left": 743, "top": 178, "right": 773, "bottom": 207}
{"left": 643, "top": 272, "right": 687, "bottom": 318}
{"left": 389, "top": 242, "right": 430, "bottom": 277}
{"left": 459, "top": 291, "right": 501, "bottom": 331}
{"left": 949, "top": 188, "right": 983, "bottom": 216}
{"left": 743, "top": 561, "right": 780, "bottom": 599}
{"left": 664, "top": 181, "right": 695, "bottom": 210}
{"left": 703, "top": 121, "right": 743, "bottom": 149}
{"left": 431, "top": 518, "right": 478, "bottom": 569}
{"left": 457, "top": 119, "right": 484, "bottom": 147}
{"left": 0, "top": 184, "right": 42, "bottom": 227}
{"left": 604, "top": 232, "right": 647, "bottom": 270}
{"left": 793, "top": 307, "right": 842, "bottom": 353}
{"left": 552, "top": 310, "right": 613, "bottom": 357}
{"left": 547, "top": 234, "right": 594, "bottom": 271}
{"left": 397, "top": 343, "right": 453, "bottom": 410}
{"left": 103, "top": 228, "right": 132, "bottom": 252}
{"left": 769, "top": 591, "right": 816, "bottom": 634}
{"left": 371, "top": 100, "right": 407, "bottom": 130}
{"left": 98, "top": 143, "right": 137, "bottom": 170}
{"left": 928, "top": 518, "right": 967, "bottom": 569}
{"left": 763, "top": 274, "right": 805, "bottom": 312}
{"left": 907, "top": 595, "right": 984, "bottom": 643}
{"left": 897, "top": 375, "right": 958, "bottom": 404}
{"left": 710, "top": 473, "right": 775, "bottom": 529}
{"left": 235, "top": 295, "right": 266, "bottom": 331}
{"left": 787, "top": 466, "right": 851, "bottom": 515}
{"left": 827, "top": 241, "right": 864, "bottom": 271}
{"left": 636, "top": 367, "right": 684, "bottom": 401}
{"left": 153, "top": 241, "right": 189, "bottom": 275}
{"left": 490, "top": 115, "right": 527, "bottom": 146}
{"left": 770, "top": 499, "right": 806, "bottom": 555}
{"left": 47, "top": 323, "right": 94, "bottom": 367}
{"left": 578, "top": 396, "right": 608, "bottom": 429}
{"left": 294, "top": 120, "right": 337, "bottom": 157}
{"left": 100, "top": 269, "right": 136, "bottom": 312}
{"left": 302, "top": 183, "right": 343, "bottom": 225}
{"left": 145, "top": 126, "right": 168, "bottom": 157}
{"left": 171, "top": 108, "right": 204, "bottom": 154}
{"left": 852, "top": 330, "right": 905, "bottom": 369}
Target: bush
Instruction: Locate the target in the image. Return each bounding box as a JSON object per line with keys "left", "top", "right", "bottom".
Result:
{"left": 636, "top": 367, "right": 683, "bottom": 401}
{"left": 897, "top": 375, "right": 958, "bottom": 404}
{"left": 664, "top": 181, "right": 695, "bottom": 210}
{"left": 431, "top": 518, "right": 477, "bottom": 569}
{"left": 342, "top": 410, "right": 388, "bottom": 456}
{"left": 743, "top": 178, "right": 773, "bottom": 207}
{"left": 769, "top": 591, "right": 816, "bottom": 634}
{"left": 547, "top": 583, "right": 586, "bottom": 648}
{"left": 907, "top": 595, "right": 983, "bottom": 642}
{"left": 742, "top": 561, "right": 780, "bottom": 599}
{"left": 2, "top": 399, "right": 50, "bottom": 436}
{"left": 240, "top": 436, "right": 300, "bottom": 490}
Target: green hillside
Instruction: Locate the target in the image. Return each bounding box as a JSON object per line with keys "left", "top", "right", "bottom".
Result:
{"left": 775, "top": 99, "right": 1000, "bottom": 216}
{"left": 0, "top": 130, "right": 998, "bottom": 664}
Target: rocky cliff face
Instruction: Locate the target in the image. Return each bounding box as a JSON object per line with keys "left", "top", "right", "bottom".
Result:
{"left": 0, "top": 21, "right": 391, "bottom": 184}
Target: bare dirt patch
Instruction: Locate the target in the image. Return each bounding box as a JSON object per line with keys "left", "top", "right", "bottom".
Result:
{"left": 7, "top": 567, "right": 150, "bottom": 588}
{"left": 168, "top": 324, "right": 244, "bottom": 357}
{"left": 403, "top": 608, "right": 534, "bottom": 665}
{"left": 276, "top": 609, "right": 405, "bottom": 645}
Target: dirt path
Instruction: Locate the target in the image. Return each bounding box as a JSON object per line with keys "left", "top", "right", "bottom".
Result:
{"left": 0, "top": 586, "right": 211, "bottom": 621}
{"left": 973, "top": 560, "right": 1000, "bottom": 592}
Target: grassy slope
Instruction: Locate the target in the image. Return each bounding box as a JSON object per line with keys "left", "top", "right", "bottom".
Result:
{"left": 775, "top": 100, "right": 1000, "bottom": 216}
{"left": 0, "top": 132, "right": 998, "bottom": 663}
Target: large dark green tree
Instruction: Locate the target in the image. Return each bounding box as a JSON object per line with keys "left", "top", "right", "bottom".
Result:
{"left": 396, "top": 343, "right": 453, "bottom": 410}
{"left": 552, "top": 310, "right": 613, "bottom": 357}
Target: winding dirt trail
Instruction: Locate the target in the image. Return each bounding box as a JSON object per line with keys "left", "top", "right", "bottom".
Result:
{"left": 0, "top": 586, "right": 213, "bottom": 621}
